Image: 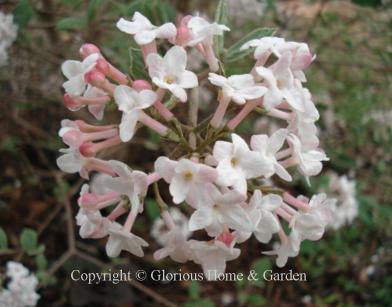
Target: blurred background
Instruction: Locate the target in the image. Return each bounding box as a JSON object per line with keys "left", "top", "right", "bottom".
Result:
{"left": 0, "top": 0, "right": 391, "bottom": 306}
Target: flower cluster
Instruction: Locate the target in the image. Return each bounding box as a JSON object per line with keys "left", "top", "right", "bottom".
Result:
{"left": 0, "top": 262, "right": 40, "bottom": 307}
{"left": 323, "top": 172, "right": 358, "bottom": 230}
{"left": 57, "top": 11, "right": 335, "bottom": 279}
{"left": 0, "top": 12, "right": 18, "bottom": 66}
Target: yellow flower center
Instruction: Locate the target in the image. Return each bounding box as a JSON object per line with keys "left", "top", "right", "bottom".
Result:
{"left": 164, "top": 75, "right": 174, "bottom": 84}
{"left": 183, "top": 171, "right": 193, "bottom": 181}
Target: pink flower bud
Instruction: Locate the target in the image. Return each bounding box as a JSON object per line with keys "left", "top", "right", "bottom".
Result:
{"left": 79, "top": 43, "right": 101, "bottom": 58}
{"left": 132, "top": 80, "right": 152, "bottom": 92}
{"left": 84, "top": 70, "right": 106, "bottom": 87}
{"left": 63, "top": 93, "right": 79, "bottom": 110}
{"left": 63, "top": 130, "right": 83, "bottom": 147}
{"left": 78, "top": 193, "right": 99, "bottom": 209}
{"left": 176, "top": 16, "right": 192, "bottom": 46}
{"left": 216, "top": 230, "right": 235, "bottom": 248}
{"left": 79, "top": 142, "right": 96, "bottom": 157}
{"left": 96, "top": 58, "right": 110, "bottom": 74}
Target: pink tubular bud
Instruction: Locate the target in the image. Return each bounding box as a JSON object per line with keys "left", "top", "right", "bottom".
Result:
{"left": 96, "top": 58, "right": 110, "bottom": 74}
{"left": 176, "top": 16, "right": 192, "bottom": 46}
{"left": 74, "top": 120, "right": 116, "bottom": 133}
{"left": 63, "top": 130, "right": 83, "bottom": 147}
{"left": 79, "top": 142, "right": 96, "bottom": 157}
{"left": 216, "top": 230, "right": 235, "bottom": 248}
{"left": 132, "top": 80, "right": 152, "bottom": 92}
{"left": 79, "top": 43, "right": 101, "bottom": 58}
{"left": 84, "top": 70, "right": 106, "bottom": 86}
{"left": 63, "top": 94, "right": 79, "bottom": 110}
{"left": 78, "top": 193, "right": 99, "bottom": 209}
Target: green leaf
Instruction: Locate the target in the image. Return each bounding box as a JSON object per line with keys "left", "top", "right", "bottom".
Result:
{"left": 145, "top": 199, "right": 160, "bottom": 221}
{"left": 250, "top": 257, "right": 272, "bottom": 287}
{"left": 0, "top": 227, "right": 8, "bottom": 250}
{"left": 20, "top": 228, "right": 38, "bottom": 254}
{"left": 224, "top": 27, "right": 276, "bottom": 62}
{"left": 188, "top": 280, "right": 200, "bottom": 299}
{"left": 36, "top": 253, "right": 48, "bottom": 271}
{"left": 13, "top": 0, "right": 35, "bottom": 28}
{"left": 56, "top": 17, "right": 87, "bottom": 31}
{"left": 87, "top": 0, "right": 104, "bottom": 22}
{"left": 128, "top": 47, "right": 148, "bottom": 79}
{"left": 213, "top": 0, "right": 229, "bottom": 58}
{"left": 248, "top": 294, "right": 267, "bottom": 306}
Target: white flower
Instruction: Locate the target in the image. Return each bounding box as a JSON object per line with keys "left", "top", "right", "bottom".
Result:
{"left": 6, "top": 262, "right": 29, "bottom": 279}
{"left": 241, "top": 37, "right": 286, "bottom": 61}
{"left": 190, "top": 239, "right": 240, "bottom": 280}
{"left": 327, "top": 174, "right": 358, "bottom": 229}
{"left": 84, "top": 86, "right": 110, "bottom": 120}
{"left": 116, "top": 12, "right": 176, "bottom": 45}
{"left": 76, "top": 208, "right": 111, "bottom": 239}
{"left": 154, "top": 157, "right": 217, "bottom": 205}
{"left": 153, "top": 228, "right": 192, "bottom": 263}
{"left": 151, "top": 208, "right": 190, "bottom": 246}
{"left": 186, "top": 16, "right": 230, "bottom": 46}
{"left": 61, "top": 53, "right": 99, "bottom": 96}
{"left": 105, "top": 160, "right": 148, "bottom": 207}
{"left": 0, "top": 12, "right": 18, "bottom": 66}
{"left": 263, "top": 231, "right": 301, "bottom": 267}
{"left": 105, "top": 222, "right": 148, "bottom": 257}
{"left": 213, "top": 134, "right": 274, "bottom": 194}
{"left": 287, "top": 133, "right": 329, "bottom": 177}
{"left": 189, "top": 183, "right": 251, "bottom": 236}
{"left": 147, "top": 46, "right": 198, "bottom": 102}
{"left": 235, "top": 190, "right": 283, "bottom": 243}
{"left": 250, "top": 128, "right": 292, "bottom": 181}
{"left": 255, "top": 52, "right": 304, "bottom": 111}
{"left": 208, "top": 73, "right": 267, "bottom": 105}
{"left": 2, "top": 261, "right": 40, "bottom": 307}
{"left": 56, "top": 147, "right": 88, "bottom": 178}
{"left": 113, "top": 85, "right": 157, "bottom": 142}
{"left": 290, "top": 193, "right": 335, "bottom": 241}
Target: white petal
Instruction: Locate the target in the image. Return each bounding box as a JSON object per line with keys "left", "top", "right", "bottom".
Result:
{"left": 137, "top": 89, "right": 157, "bottom": 109}
{"left": 164, "top": 46, "right": 187, "bottom": 75}
{"left": 213, "top": 141, "right": 233, "bottom": 162}
{"left": 63, "top": 76, "right": 86, "bottom": 96}
{"left": 170, "top": 175, "right": 190, "bottom": 204}
{"left": 154, "top": 22, "right": 177, "bottom": 39}
{"left": 62, "top": 60, "right": 83, "bottom": 79}
{"left": 189, "top": 208, "right": 213, "bottom": 231}
{"left": 119, "top": 111, "right": 139, "bottom": 142}
{"left": 177, "top": 70, "right": 198, "bottom": 89}
{"left": 154, "top": 157, "right": 176, "bottom": 182}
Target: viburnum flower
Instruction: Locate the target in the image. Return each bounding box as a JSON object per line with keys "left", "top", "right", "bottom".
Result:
{"left": 208, "top": 73, "right": 267, "bottom": 127}
{"left": 286, "top": 133, "right": 329, "bottom": 177}
{"left": 289, "top": 193, "right": 335, "bottom": 241}
{"left": 213, "top": 134, "right": 273, "bottom": 194}
{"left": 190, "top": 233, "right": 240, "bottom": 280}
{"left": 113, "top": 85, "right": 158, "bottom": 141}
{"left": 250, "top": 128, "right": 292, "bottom": 181}
{"left": 208, "top": 73, "right": 266, "bottom": 105}
{"left": 153, "top": 227, "right": 192, "bottom": 263}
{"left": 104, "top": 160, "right": 148, "bottom": 207}
{"left": 55, "top": 2, "right": 337, "bottom": 277}
{"left": 61, "top": 53, "right": 99, "bottom": 96}
{"left": 188, "top": 183, "right": 251, "bottom": 236}
{"left": 263, "top": 231, "right": 301, "bottom": 268}
{"left": 255, "top": 52, "right": 304, "bottom": 111}
{"left": 146, "top": 46, "right": 198, "bottom": 102}
{"left": 116, "top": 12, "right": 176, "bottom": 46}
{"left": 235, "top": 190, "right": 283, "bottom": 243}
{"left": 1, "top": 261, "right": 40, "bottom": 307}
{"left": 106, "top": 222, "right": 149, "bottom": 257}
{"left": 241, "top": 36, "right": 286, "bottom": 63}
{"left": 155, "top": 157, "right": 217, "bottom": 205}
